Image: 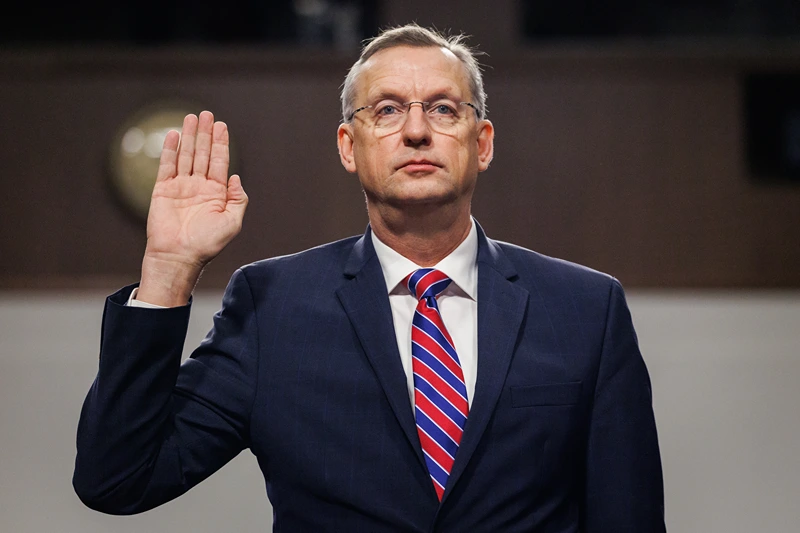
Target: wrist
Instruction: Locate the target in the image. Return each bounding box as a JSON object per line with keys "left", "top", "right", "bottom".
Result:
{"left": 138, "top": 254, "right": 204, "bottom": 307}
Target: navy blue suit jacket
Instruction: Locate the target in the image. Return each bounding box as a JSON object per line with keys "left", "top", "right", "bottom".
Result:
{"left": 74, "top": 223, "right": 666, "bottom": 532}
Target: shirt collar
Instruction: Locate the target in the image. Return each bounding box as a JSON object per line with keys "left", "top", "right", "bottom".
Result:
{"left": 371, "top": 217, "right": 478, "bottom": 301}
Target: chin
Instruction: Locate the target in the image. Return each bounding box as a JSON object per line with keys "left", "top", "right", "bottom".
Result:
{"left": 386, "top": 189, "right": 457, "bottom": 207}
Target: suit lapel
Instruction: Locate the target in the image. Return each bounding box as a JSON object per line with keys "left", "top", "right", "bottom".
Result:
{"left": 442, "top": 225, "right": 530, "bottom": 503}
{"left": 335, "top": 229, "right": 427, "bottom": 471}
{"left": 335, "top": 224, "right": 529, "bottom": 504}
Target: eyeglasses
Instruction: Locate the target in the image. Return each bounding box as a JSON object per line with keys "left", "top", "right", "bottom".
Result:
{"left": 347, "top": 100, "right": 481, "bottom": 134}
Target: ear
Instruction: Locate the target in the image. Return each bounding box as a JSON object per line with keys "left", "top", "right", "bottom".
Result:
{"left": 476, "top": 119, "right": 494, "bottom": 172}
{"left": 337, "top": 123, "right": 357, "bottom": 174}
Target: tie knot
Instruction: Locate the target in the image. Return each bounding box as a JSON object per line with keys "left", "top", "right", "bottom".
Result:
{"left": 405, "top": 268, "right": 452, "bottom": 300}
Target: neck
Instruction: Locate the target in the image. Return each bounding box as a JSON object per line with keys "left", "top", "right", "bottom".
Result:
{"left": 368, "top": 202, "right": 472, "bottom": 267}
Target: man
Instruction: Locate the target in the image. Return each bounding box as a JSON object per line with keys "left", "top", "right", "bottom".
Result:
{"left": 74, "top": 24, "right": 666, "bottom": 531}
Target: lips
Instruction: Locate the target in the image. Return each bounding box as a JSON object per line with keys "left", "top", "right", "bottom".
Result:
{"left": 397, "top": 159, "right": 442, "bottom": 171}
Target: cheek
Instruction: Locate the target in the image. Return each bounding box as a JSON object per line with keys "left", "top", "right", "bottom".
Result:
{"left": 453, "top": 144, "right": 475, "bottom": 170}
{"left": 462, "top": 137, "right": 482, "bottom": 167}
{"left": 355, "top": 139, "right": 389, "bottom": 170}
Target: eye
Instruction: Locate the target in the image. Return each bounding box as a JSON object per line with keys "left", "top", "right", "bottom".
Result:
{"left": 376, "top": 104, "right": 400, "bottom": 116}
{"left": 431, "top": 103, "right": 456, "bottom": 115}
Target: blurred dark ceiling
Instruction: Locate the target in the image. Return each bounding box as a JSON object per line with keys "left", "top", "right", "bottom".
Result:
{"left": 0, "top": 0, "right": 378, "bottom": 47}
{"left": 2, "top": 0, "right": 797, "bottom": 47}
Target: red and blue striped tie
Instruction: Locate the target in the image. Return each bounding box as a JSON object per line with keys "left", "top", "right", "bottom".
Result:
{"left": 405, "top": 268, "right": 469, "bottom": 501}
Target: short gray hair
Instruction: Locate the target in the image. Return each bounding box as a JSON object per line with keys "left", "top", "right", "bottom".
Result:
{"left": 341, "top": 24, "right": 487, "bottom": 123}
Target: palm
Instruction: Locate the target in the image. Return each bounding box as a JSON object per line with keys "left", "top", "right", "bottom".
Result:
{"left": 145, "top": 112, "right": 247, "bottom": 267}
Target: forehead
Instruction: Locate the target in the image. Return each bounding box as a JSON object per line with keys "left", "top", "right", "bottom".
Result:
{"left": 356, "top": 46, "right": 470, "bottom": 101}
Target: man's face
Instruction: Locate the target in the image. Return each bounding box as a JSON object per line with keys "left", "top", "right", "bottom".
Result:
{"left": 338, "top": 46, "right": 494, "bottom": 212}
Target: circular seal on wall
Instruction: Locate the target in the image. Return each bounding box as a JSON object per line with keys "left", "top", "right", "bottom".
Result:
{"left": 108, "top": 101, "right": 226, "bottom": 222}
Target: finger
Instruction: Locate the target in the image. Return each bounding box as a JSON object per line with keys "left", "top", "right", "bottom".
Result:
{"left": 207, "top": 121, "right": 230, "bottom": 185}
{"left": 156, "top": 130, "right": 180, "bottom": 182}
{"left": 193, "top": 110, "right": 214, "bottom": 177}
{"left": 176, "top": 114, "right": 198, "bottom": 176}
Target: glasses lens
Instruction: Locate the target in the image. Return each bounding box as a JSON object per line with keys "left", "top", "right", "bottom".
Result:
{"left": 373, "top": 104, "right": 405, "bottom": 131}
{"left": 427, "top": 101, "right": 462, "bottom": 130}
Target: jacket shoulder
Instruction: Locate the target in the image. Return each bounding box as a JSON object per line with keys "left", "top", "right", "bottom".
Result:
{"left": 492, "top": 239, "right": 619, "bottom": 295}
{"left": 236, "top": 234, "right": 362, "bottom": 283}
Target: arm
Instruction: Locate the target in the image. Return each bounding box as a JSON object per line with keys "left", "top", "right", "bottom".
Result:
{"left": 73, "top": 110, "right": 254, "bottom": 513}
{"left": 73, "top": 269, "right": 259, "bottom": 514}
{"left": 582, "top": 279, "right": 666, "bottom": 532}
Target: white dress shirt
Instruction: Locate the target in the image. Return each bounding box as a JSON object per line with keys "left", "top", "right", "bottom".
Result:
{"left": 370, "top": 219, "right": 478, "bottom": 408}
{"left": 129, "top": 219, "right": 479, "bottom": 408}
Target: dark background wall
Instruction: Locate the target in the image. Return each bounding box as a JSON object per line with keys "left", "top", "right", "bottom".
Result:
{"left": 1, "top": 0, "right": 799, "bottom": 289}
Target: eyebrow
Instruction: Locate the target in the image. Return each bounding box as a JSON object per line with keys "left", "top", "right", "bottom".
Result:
{"left": 366, "top": 89, "right": 464, "bottom": 104}
{"left": 367, "top": 90, "right": 404, "bottom": 104}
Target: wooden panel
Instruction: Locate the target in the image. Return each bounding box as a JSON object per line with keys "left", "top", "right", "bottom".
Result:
{"left": 0, "top": 47, "right": 798, "bottom": 289}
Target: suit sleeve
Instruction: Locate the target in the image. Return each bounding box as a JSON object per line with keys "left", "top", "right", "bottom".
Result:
{"left": 583, "top": 278, "right": 666, "bottom": 532}
{"left": 73, "top": 268, "right": 259, "bottom": 515}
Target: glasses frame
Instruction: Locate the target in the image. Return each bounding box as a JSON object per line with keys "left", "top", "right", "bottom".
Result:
{"left": 347, "top": 100, "right": 482, "bottom": 124}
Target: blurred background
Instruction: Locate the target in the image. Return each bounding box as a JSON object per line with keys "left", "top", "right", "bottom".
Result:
{"left": 0, "top": 0, "right": 798, "bottom": 531}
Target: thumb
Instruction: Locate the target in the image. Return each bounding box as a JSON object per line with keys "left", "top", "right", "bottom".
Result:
{"left": 226, "top": 174, "right": 248, "bottom": 216}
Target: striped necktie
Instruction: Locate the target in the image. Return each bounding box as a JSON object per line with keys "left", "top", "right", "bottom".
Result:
{"left": 405, "top": 268, "right": 469, "bottom": 501}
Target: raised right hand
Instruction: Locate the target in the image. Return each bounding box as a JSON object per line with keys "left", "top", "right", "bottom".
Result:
{"left": 137, "top": 111, "right": 248, "bottom": 306}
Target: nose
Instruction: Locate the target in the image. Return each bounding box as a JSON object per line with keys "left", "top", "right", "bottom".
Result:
{"left": 401, "top": 102, "right": 432, "bottom": 147}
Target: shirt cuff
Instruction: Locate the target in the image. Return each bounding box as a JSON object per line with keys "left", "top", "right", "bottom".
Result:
{"left": 126, "top": 287, "right": 168, "bottom": 309}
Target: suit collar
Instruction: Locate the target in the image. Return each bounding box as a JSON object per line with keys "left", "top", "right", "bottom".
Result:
{"left": 475, "top": 220, "right": 518, "bottom": 281}
{"left": 343, "top": 219, "right": 513, "bottom": 280}
{"left": 342, "top": 225, "right": 375, "bottom": 278}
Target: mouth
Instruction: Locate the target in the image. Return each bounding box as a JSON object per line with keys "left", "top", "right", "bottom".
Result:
{"left": 397, "top": 159, "right": 442, "bottom": 173}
